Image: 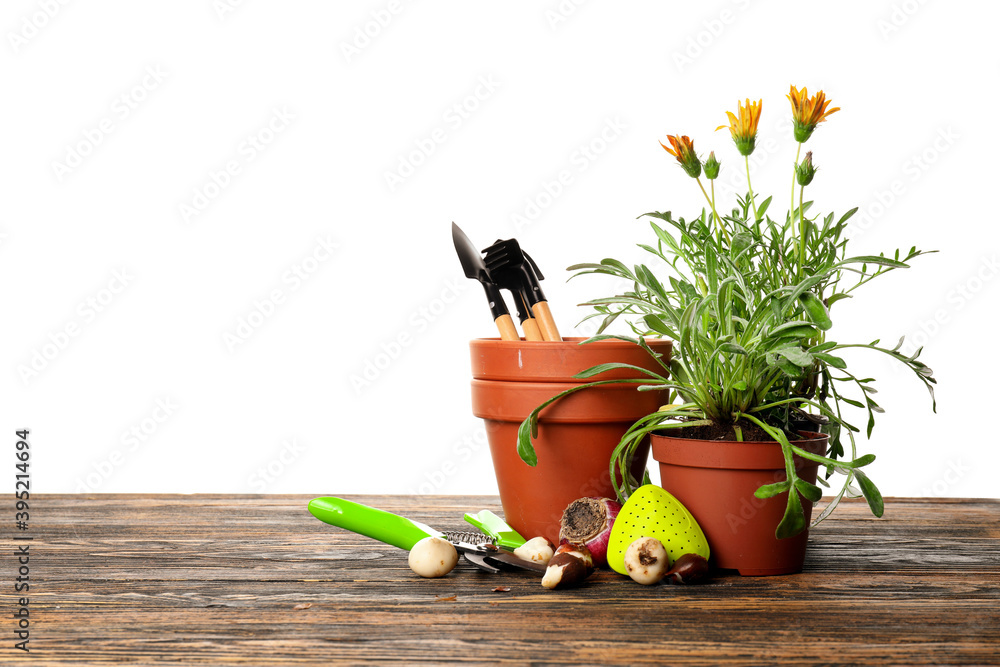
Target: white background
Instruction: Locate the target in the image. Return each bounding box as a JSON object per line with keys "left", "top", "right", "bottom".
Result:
{"left": 3, "top": 0, "right": 997, "bottom": 500}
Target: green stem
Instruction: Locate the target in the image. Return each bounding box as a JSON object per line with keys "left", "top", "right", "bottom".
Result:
{"left": 798, "top": 183, "right": 807, "bottom": 277}
{"left": 745, "top": 155, "right": 759, "bottom": 222}
{"left": 696, "top": 177, "right": 728, "bottom": 242}
{"left": 791, "top": 143, "right": 802, "bottom": 279}
{"left": 711, "top": 179, "right": 717, "bottom": 226}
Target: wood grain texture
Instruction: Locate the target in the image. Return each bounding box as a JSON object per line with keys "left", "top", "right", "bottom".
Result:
{"left": 494, "top": 314, "right": 520, "bottom": 342}
{"left": 531, "top": 301, "right": 561, "bottom": 342}
{"left": 5, "top": 495, "right": 999, "bottom": 665}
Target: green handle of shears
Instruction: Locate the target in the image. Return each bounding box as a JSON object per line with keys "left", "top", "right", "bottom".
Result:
{"left": 308, "top": 497, "right": 441, "bottom": 551}
{"left": 464, "top": 510, "right": 526, "bottom": 551}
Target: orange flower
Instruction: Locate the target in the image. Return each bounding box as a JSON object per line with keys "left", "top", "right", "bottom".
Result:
{"left": 716, "top": 98, "right": 762, "bottom": 156}
{"left": 787, "top": 85, "right": 840, "bottom": 142}
{"left": 659, "top": 135, "right": 701, "bottom": 178}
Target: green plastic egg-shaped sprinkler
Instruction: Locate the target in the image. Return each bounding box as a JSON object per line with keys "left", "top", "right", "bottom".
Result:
{"left": 607, "top": 484, "right": 711, "bottom": 575}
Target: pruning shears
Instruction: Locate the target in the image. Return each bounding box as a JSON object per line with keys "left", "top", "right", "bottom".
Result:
{"left": 308, "top": 497, "right": 541, "bottom": 574}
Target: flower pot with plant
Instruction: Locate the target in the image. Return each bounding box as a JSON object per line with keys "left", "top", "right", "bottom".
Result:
{"left": 518, "top": 86, "right": 938, "bottom": 575}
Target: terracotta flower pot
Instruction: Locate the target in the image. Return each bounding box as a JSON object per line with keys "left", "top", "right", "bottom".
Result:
{"left": 651, "top": 431, "right": 829, "bottom": 576}
{"left": 470, "top": 337, "right": 672, "bottom": 544}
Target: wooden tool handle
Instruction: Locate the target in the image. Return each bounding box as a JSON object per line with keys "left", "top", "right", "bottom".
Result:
{"left": 531, "top": 301, "right": 561, "bottom": 341}
{"left": 495, "top": 314, "right": 520, "bottom": 341}
{"left": 518, "top": 294, "right": 544, "bottom": 341}
{"left": 521, "top": 317, "right": 544, "bottom": 341}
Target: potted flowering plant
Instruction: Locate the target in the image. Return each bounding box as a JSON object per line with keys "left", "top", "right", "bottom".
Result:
{"left": 517, "top": 86, "right": 937, "bottom": 574}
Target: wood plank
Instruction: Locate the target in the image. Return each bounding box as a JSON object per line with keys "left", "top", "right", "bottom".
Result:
{"left": 5, "top": 495, "right": 998, "bottom": 665}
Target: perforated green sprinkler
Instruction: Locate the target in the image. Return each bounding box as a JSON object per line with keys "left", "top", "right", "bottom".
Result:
{"left": 606, "top": 484, "right": 711, "bottom": 576}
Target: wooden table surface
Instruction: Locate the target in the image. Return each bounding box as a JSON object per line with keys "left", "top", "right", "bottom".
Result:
{"left": 8, "top": 494, "right": 999, "bottom": 665}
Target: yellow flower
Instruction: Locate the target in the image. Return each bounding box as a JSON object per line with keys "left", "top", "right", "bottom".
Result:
{"left": 659, "top": 134, "right": 701, "bottom": 178}
{"left": 716, "top": 98, "right": 762, "bottom": 156}
{"left": 787, "top": 85, "right": 840, "bottom": 143}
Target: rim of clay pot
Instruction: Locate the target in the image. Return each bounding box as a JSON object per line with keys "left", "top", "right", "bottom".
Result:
{"left": 651, "top": 430, "right": 828, "bottom": 470}
{"left": 471, "top": 378, "right": 666, "bottom": 423}
{"left": 470, "top": 336, "right": 672, "bottom": 382}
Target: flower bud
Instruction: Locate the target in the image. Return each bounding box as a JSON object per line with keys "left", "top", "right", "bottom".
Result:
{"left": 660, "top": 135, "right": 701, "bottom": 179}
{"left": 703, "top": 151, "right": 720, "bottom": 180}
{"left": 796, "top": 151, "right": 817, "bottom": 186}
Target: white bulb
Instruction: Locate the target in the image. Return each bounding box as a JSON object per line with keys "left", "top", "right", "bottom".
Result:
{"left": 408, "top": 537, "right": 458, "bottom": 578}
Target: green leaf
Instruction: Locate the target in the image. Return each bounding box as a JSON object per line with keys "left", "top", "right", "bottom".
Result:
{"left": 705, "top": 243, "right": 719, "bottom": 295}
{"left": 754, "top": 481, "right": 791, "bottom": 499}
{"left": 595, "top": 309, "right": 623, "bottom": 334}
{"left": 799, "top": 292, "right": 832, "bottom": 330}
{"left": 573, "top": 362, "right": 665, "bottom": 381}
{"left": 770, "top": 354, "right": 805, "bottom": 377}
{"left": 809, "top": 341, "right": 838, "bottom": 353}
{"left": 813, "top": 352, "right": 847, "bottom": 369}
{"left": 637, "top": 244, "right": 663, "bottom": 258}
{"left": 719, "top": 342, "right": 748, "bottom": 355}
{"left": 770, "top": 296, "right": 782, "bottom": 321}
{"left": 600, "top": 258, "right": 636, "bottom": 278}
{"left": 636, "top": 264, "right": 667, "bottom": 301}
{"left": 516, "top": 420, "right": 538, "bottom": 467}
{"left": 677, "top": 279, "right": 698, "bottom": 301}
{"left": 854, "top": 469, "right": 884, "bottom": 517}
{"left": 567, "top": 262, "right": 612, "bottom": 272}
{"left": 822, "top": 421, "right": 844, "bottom": 459}
{"left": 731, "top": 380, "right": 748, "bottom": 391}
{"left": 643, "top": 314, "right": 671, "bottom": 336}
{"left": 794, "top": 479, "right": 823, "bottom": 503}
{"left": 784, "top": 274, "right": 827, "bottom": 305}
{"left": 648, "top": 219, "right": 682, "bottom": 250}
{"left": 837, "top": 207, "right": 858, "bottom": 225}
{"left": 756, "top": 196, "right": 772, "bottom": 220}
{"left": 850, "top": 454, "right": 876, "bottom": 468}
{"left": 730, "top": 232, "right": 753, "bottom": 258}
{"left": 775, "top": 490, "right": 806, "bottom": 539}
{"left": 679, "top": 300, "right": 699, "bottom": 355}
{"left": 836, "top": 255, "right": 909, "bottom": 269}
{"left": 826, "top": 292, "right": 852, "bottom": 307}
{"left": 767, "top": 321, "right": 818, "bottom": 339}
{"left": 775, "top": 346, "right": 815, "bottom": 368}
